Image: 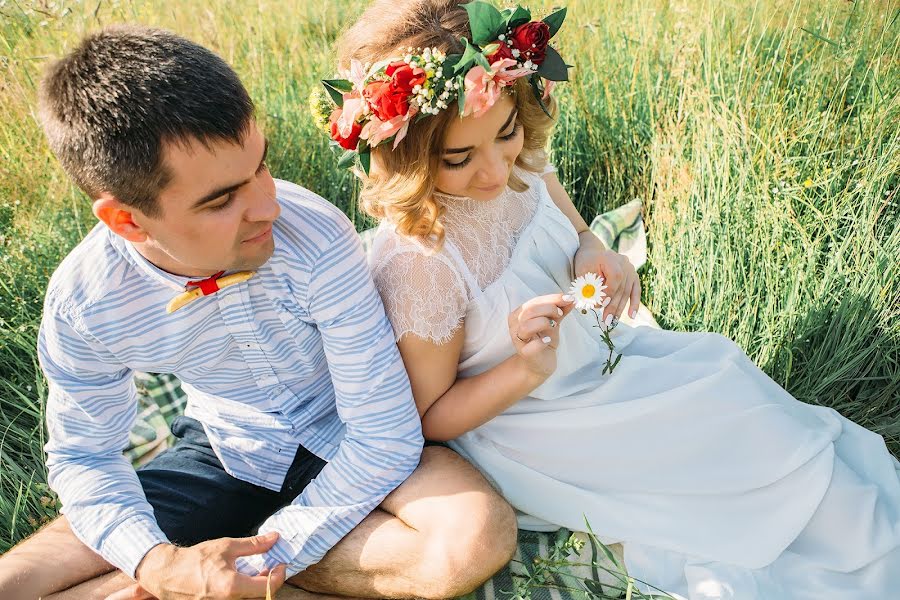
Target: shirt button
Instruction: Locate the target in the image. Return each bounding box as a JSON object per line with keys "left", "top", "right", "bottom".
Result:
{"left": 273, "top": 385, "right": 286, "bottom": 395}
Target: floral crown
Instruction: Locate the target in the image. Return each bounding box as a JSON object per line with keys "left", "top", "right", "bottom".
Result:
{"left": 311, "top": 1, "right": 570, "bottom": 174}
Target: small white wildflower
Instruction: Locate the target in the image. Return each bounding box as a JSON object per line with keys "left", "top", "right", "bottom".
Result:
{"left": 499, "top": 34, "right": 506, "bottom": 41}
{"left": 512, "top": 48, "right": 521, "bottom": 58}
{"left": 568, "top": 273, "right": 608, "bottom": 311}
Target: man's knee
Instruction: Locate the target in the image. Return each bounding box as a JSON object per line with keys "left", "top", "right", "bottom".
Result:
{"left": 414, "top": 448, "right": 517, "bottom": 599}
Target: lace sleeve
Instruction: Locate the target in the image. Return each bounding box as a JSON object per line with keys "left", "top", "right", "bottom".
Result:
{"left": 372, "top": 248, "right": 469, "bottom": 345}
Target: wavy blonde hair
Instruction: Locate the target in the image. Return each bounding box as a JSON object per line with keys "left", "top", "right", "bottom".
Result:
{"left": 336, "top": 0, "right": 559, "bottom": 246}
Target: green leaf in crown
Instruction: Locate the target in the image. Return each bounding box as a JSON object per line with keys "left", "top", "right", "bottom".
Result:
{"left": 464, "top": 1, "right": 507, "bottom": 46}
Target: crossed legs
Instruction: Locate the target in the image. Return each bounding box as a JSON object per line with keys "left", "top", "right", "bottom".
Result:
{"left": 0, "top": 447, "right": 517, "bottom": 600}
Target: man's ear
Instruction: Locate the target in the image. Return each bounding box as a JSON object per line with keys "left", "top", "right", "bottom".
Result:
{"left": 92, "top": 195, "right": 149, "bottom": 243}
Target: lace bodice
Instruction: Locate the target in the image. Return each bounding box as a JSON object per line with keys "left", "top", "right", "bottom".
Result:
{"left": 369, "top": 164, "right": 555, "bottom": 344}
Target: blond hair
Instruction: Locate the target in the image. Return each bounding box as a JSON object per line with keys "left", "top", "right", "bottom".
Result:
{"left": 337, "top": 0, "right": 558, "bottom": 246}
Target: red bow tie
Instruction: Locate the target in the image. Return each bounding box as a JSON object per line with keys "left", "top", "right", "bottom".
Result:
{"left": 166, "top": 270, "right": 256, "bottom": 313}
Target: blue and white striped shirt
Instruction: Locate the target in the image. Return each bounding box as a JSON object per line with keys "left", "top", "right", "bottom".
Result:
{"left": 39, "top": 179, "right": 424, "bottom": 578}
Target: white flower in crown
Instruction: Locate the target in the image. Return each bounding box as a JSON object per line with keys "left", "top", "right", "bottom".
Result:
{"left": 568, "top": 272, "right": 607, "bottom": 311}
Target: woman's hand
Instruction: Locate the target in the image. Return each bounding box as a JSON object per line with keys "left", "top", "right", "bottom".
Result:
{"left": 574, "top": 232, "right": 641, "bottom": 321}
{"left": 508, "top": 294, "right": 575, "bottom": 380}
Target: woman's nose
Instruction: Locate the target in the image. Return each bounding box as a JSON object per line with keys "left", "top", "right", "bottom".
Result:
{"left": 479, "top": 148, "right": 509, "bottom": 185}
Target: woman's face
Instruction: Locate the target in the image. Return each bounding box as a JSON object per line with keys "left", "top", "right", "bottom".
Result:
{"left": 435, "top": 94, "right": 524, "bottom": 201}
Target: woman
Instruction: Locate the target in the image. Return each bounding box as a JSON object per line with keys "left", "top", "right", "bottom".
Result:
{"left": 317, "top": 1, "right": 900, "bottom": 597}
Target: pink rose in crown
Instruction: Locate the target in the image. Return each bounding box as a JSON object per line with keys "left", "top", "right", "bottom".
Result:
{"left": 462, "top": 58, "right": 533, "bottom": 118}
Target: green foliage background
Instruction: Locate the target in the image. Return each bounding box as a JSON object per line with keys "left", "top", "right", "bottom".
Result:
{"left": 0, "top": 0, "right": 898, "bottom": 554}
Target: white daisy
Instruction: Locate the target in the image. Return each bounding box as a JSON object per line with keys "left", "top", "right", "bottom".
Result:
{"left": 568, "top": 272, "right": 608, "bottom": 311}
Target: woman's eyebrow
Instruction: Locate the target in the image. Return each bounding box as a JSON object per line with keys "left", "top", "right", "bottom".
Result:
{"left": 443, "top": 108, "right": 518, "bottom": 155}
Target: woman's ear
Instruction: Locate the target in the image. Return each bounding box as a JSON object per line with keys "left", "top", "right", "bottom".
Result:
{"left": 92, "top": 194, "right": 149, "bottom": 243}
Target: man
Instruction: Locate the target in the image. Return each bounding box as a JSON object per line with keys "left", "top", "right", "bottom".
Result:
{"left": 0, "top": 25, "right": 516, "bottom": 599}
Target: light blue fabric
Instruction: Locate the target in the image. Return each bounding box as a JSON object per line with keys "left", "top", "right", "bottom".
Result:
{"left": 38, "top": 180, "right": 424, "bottom": 577}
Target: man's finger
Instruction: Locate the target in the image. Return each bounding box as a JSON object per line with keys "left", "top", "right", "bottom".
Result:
{"left": 222, "top": 531, "right": 280, "bottom": 559}
{"left": 103, "top": 583, "right": 156, "bottom": 600}
{"left": 230, "top": 565, "right": 287, "bottom": 598}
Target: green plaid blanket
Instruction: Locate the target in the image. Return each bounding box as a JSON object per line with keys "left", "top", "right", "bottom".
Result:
{"left": 128, "top": 201, "right": 653, "bottom": 599}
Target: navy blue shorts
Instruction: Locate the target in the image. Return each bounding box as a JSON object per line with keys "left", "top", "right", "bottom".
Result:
{"left": 136, "top": 416, "right": 326, "bottom": 546}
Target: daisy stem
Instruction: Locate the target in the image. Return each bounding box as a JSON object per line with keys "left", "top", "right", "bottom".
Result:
{"left": 590, "top": 309, "right": 620, "bottom": 374}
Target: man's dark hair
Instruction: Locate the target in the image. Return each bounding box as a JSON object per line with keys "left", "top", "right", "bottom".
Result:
{"left": 38, "top": 25, "right": 254, "bottom": 217}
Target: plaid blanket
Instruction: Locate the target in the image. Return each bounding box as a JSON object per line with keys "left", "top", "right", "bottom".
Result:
{"left": 128, "top": 201, "right": 656, "bottom": 599}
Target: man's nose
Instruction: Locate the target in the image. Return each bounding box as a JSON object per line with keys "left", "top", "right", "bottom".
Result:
{"left": 245, "top": 178, "right": 280, "bottom": 222}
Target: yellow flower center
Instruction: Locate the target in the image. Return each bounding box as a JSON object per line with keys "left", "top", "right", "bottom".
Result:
{"left": 581, "top": 284, "right": 595, "bottom": 298}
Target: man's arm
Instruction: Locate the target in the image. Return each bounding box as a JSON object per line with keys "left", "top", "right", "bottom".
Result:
{"left": 39, "top": 308, "right": 169, "bottom": 577}
{"left": 237, "top": 213, "right": 425, "bottom": 577}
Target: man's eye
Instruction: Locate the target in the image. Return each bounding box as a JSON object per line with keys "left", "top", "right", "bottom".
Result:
{"left": 208, "top": 193, "right": 234, "bottom": 211}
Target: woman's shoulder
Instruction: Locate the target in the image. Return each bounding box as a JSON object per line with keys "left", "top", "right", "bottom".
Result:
{"left": 368, "top": 222, "right": 460, "bottom": 274}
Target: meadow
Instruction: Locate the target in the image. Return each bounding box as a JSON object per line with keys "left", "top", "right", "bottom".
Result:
{"left": 0, "top": 0, "right": 897, "bottom": 571}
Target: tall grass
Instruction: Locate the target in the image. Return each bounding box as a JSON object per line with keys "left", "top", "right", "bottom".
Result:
{"left": 0, "top": 0, "right": 897, "bottom": 565}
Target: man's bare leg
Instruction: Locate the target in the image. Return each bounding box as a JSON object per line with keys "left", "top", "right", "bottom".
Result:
{"left": 12, "top": 447, "right": 517, "bottom": 600}
{"left": 290, "top": 446, "right": 518, "bottom": 599}
{"left": 0, "top": 516, "right": 114, "bottom": 599}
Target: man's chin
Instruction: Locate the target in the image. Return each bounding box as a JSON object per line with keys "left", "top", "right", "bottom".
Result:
{"left": 233, "top": 240, "right": 275, "bottom": 271}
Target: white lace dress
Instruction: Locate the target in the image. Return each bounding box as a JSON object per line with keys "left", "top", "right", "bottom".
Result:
{"left": 368, "top": 166, "right": 900, "bottom": 599}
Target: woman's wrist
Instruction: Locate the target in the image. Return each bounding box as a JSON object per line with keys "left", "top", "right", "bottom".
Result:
{"left": 578, "top": 229, "right": 606, "bottom": 250}
{"left": 510, "top": 353, "right": 550, "bottom": 390}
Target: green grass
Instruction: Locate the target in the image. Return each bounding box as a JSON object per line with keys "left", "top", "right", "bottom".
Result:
{"left": 1, "top": 0, "right": 898, "bottom": 565}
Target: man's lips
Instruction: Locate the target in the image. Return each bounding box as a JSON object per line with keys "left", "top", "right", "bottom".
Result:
{"left": 243, "top": 225, "right": 273, "bottom": 243}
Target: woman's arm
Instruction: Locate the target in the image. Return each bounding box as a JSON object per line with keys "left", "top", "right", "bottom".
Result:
{"left": 542, "top": 170, "right": 642, "bottom": 320}
{"left": 543, "top": 172, "right": 598, "bottom": 243}
{"left": 398, "top": 294, "right": 574, "bottom": 441}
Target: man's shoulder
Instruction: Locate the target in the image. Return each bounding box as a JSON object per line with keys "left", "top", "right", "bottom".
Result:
{"left": 272, "top": 179, "right": 358, "bottom": 263}
{"left": 44, "top": 224, "right": 131, "bottom": 318}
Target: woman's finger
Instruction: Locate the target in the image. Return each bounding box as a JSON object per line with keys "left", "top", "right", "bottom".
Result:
{"left": 517, "top": 316, "right": 558, "bottom": 340}
{"left": 610, "top": 273, "right": 635, "bottom": 319}
{"left": 628, "top": 277, "right": 642, "bottom": 319}
{"left": 605, "top": 280, "right": 626, "bottom": 320}
{"left": 520, "top": 301, "right": 567, "bottom": 323}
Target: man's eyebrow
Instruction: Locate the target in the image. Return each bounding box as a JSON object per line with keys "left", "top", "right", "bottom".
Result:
{"left": 443, "top": 108, "right": 518, "bottom": 155}
{"left": 191, "top": 138, "right": 269, "bottom": 209}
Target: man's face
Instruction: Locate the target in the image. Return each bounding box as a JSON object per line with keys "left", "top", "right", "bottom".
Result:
{"left": 132, "top": 122, "right": 279, "bottom": 277}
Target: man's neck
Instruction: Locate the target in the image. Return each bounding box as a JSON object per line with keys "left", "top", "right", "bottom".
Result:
{"left": 131, "top": 240, "right": 221, "bottom": 279}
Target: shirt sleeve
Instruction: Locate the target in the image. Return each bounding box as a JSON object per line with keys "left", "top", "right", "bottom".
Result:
{"left": 237, "top": 213, "right": 424, "bottom": 577}
{"left": 40, "top": 305, "right": 169, "bottom": 578}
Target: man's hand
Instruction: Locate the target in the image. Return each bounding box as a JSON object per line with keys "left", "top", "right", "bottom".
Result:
{"left": 128, "top": 532, "right": 287, "bottom": 600}
{"left": 573, "top": 232, "right": 641, "bottom": 322}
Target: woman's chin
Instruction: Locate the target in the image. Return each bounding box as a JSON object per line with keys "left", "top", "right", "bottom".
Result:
{"left": 468, "top": 183, "right": 506, "bottom": 201}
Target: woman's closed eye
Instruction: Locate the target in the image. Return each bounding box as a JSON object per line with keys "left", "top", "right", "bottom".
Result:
{"left": 444, "top": 155, "right": 472, "bottom": 170}
{"left": 442, "top": 124, "right": 521, "bottom": 170}
{"left": 500, "top": 123, "right": 521, "bottom": 141}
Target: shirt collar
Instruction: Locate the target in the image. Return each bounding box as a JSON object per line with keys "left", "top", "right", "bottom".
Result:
{"left": 107, "top": 229, "right": 202, "bottom": 292}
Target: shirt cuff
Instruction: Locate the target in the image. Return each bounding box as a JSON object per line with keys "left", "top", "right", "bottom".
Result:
{"left": 235, "top": 537, "right": 298, "bottom": 577}
{"left": 97, "top": 514, "right": 170, "bottom": 578}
